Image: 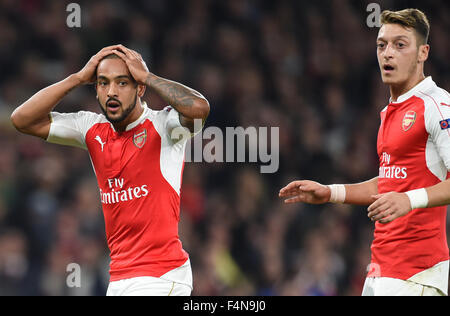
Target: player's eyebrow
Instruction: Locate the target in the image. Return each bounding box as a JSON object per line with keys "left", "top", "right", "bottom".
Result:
{"left": 377, "top": 35, "right": 410, "bottom": 42}
{"left": 97, "top": 75, "right": 132, "bottom": 81}
{"left": 114, "top": 75, "right": 132, "bottom": 80}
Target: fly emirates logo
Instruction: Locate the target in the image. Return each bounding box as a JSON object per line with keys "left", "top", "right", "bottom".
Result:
{"left": 379, "top": 152, "right": 407, "bottom": 179}
{"left": 99, "top": 178, "right": 149, "bottom": 205}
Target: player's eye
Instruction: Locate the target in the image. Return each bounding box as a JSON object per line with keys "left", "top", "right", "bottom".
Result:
{"left": 377, "top": 43, "right": 385, "bottom": 49}
{"left": 98, "top": 81, "right": 108, "bottom": 86}
{"left": 397, "top": 42, "right": 405, "bottom": 48}
{"left": 119, "top": 81, "right": 128, "bottom": 86}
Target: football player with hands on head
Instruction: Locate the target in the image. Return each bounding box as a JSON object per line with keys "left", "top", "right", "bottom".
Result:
{"left": 11, "top": 44, "right": 210, "bottom": 296}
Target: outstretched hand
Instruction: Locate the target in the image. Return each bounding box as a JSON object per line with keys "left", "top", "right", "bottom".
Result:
{"left": 279, "top": 180, "right": 331, "bottom": 204}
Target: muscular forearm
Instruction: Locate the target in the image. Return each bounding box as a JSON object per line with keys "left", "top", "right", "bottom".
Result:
{"left": 145, "top": 73, "right": 209, "bottom": 120}
{"left": 11, "top": 74, "right": 82, "bottom": 137}
{"left": 343, "top": 177, "right": 379, "bottom": 205}
{"left": 426, "top": 179, "right": 450, "bottom": 208}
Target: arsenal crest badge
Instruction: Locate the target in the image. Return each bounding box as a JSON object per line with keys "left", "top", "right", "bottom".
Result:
{"left": 402, "top": 111, "right": 416, "bottom": 132}
{"left": 133, "top": 129, "right": 147, "bottom": 148}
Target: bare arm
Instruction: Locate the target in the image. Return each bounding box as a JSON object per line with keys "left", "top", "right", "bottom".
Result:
{"left": 344, "top": 177, "right": 379, "bottom": 205}
{"left": 145, "top": 73, "right": 210, "bottom": 131}
{"left": 111, "top": 45, "right": 210, "bottom": 132}
{"left": 279, "top": 177, "right": 378, "bottom": 206}
{"left": 427, "top": 179, "right": 450, "bottom": 207}
{"left": 11, "top": 46, "right": 119, "bottom": 139}
{"left": 11, "top": 74, "right": 82, "bottom": 139}
{"left": 368, "top": 178, "right": 450, "bottom": 224}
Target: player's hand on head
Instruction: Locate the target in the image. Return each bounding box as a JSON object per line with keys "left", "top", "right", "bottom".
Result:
{"left": 367, "top": 192, "right": 412, "bottom": 224}
{"left": 111, "top": 45, "right": 150, "bottom": 85}
{"left": 74, "top": 45, "right": 121, "bottom": 85}
{"left": 279, "top": 180, "right": 331, "bottom": 205}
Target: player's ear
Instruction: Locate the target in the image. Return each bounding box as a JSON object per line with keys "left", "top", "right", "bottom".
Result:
{"left": 137, "top": 84, "right": 146, "bottom": 98}
{"left": 418, "top": 44, "right": 429, "bottom": 63}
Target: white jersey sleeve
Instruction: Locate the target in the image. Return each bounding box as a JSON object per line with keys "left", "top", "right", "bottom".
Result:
{"left": 46, "top": 111, "right": 104, "bottom": 150}
{"left": 148, "top": 106, "right": 195, "bottom": 196}
{"left": 151, "top": 106, "right": 195, "bottom": 144}
{"left": 423, "top": 88, "right": 450, "bottom": 172}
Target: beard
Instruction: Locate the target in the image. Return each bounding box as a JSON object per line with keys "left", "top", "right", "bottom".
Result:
{"left": 98, "top": 94, "right": 137, "bottom": 124}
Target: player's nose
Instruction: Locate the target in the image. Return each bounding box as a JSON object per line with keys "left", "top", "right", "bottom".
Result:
{"left": 383, "top": 43, "right": 395, "bottom": 59}
{"left": 107, "top": 82, "right": 119, "bottom": 98}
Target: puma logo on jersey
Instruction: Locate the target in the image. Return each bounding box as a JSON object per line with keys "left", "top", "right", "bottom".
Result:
{"left": 95, "top": 135, "right": 106, "bottom": 152}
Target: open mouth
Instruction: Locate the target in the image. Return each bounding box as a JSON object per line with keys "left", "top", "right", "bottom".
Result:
{"left": 106, "top": 100, "right": 121, "bottom": 111}
{"left": 383, "top": 64, "right": 395, "bottom": 72}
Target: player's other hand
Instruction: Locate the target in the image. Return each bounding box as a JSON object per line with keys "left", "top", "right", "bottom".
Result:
{"left": 367, "top": 192, "right": 412, "bottom": 224}
{"left": 111, "top": 45, "right": 150, "bottom": 85}
{"left": 279, "top": 180, "right": 331, "bottom": 205}
{"left": 74, "top": 45, "right": 119, "bottom": 84}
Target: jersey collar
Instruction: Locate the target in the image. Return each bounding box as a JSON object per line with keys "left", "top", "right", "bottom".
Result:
{"left": 390, "top": 76, "right": 435, "bottom": 104}
{"left": 108, "top": 102, "right": 149, "bottom": 133}
{"left": 124, "top": 102, "right": 149, "bottom": 132}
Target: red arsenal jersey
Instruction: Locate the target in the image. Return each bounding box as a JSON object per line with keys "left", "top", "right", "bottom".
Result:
{"left": 369, "top": 77, "right": 450, "bottom": 292}
{"left": 47, "top": 104, "right": 192, "bottom": 283}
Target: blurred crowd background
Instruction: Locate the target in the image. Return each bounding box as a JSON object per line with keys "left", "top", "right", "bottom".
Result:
{"left": 0, "top": 0, "right": 449, "bottom": 295}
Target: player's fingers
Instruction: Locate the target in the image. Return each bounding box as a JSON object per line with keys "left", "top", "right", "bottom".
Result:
{"left": 111, "top": 49, "right": 129, "bottom": 62}
{"left": 378, "top": 216, "right": 393, "bottom": 224}
{"left": 279, "top": 184, "right": 296, "bottom": 195}
{"left": 128, "top": 48, "right": 141, "bottom": 59}
{"left": 368, "top": 206, "right": 383, "bottom": 218}
{"left": 107, "top": 44, "right": 128, "bottom": 58}
{"left": 116, "top": 44, "right": 136, "bottom": 59}
{"left": 279, "top": 188, "right": 303, "bottom": 197}
{"left": 297, "top": 183, "right": 317, "bottom": 193}
{"left": 84, "top": 49, "right": 115, "bottom": 75}
{"left": 371, "top": 194, "right": 382, "bottom": 200}
{"left": 378, "top": 211, "right": 398, "bottom": 224}
{"left": 94, "top": 45, "right": 123, "bottom": 57}
{"left": 367, "top": 195, "right": 387, "bottom": 212}
{"left": 95, "top": 48, "right": 116, "bottom": 60}
{"left": 279, "top": 181, "right": 305, "bottom": 193}
{"left": 134, "top": 51, "right": 145, "bottom": 62}
{"left": 371, "top": 209, "right": 391, "bottom": 222}
{"left": 367, "top": 198, "right": 390, "bottom": 218}
{"left": 100, "top": 44, "right": 122, "bottom": 51}
{"left": 279, "top": 189, "right": 302, "bottom": 198}
{"left": 283, "top": 195, "right": 305, "bottom": 204}
{"left": 279, "top": 187, "right": 300, "bottom": 197}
